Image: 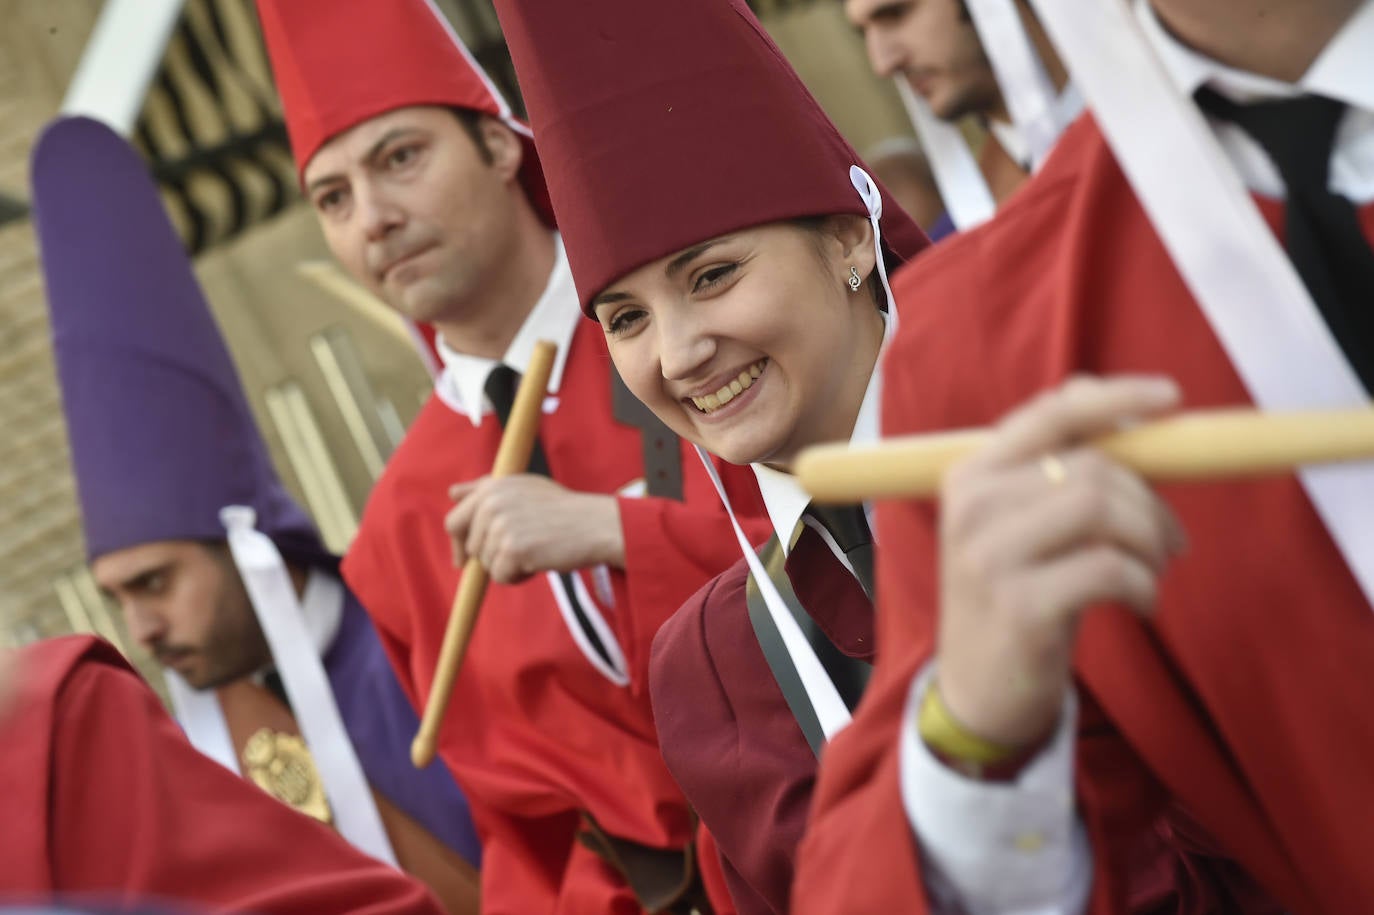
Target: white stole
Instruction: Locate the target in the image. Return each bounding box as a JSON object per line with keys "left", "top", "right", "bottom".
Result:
{"left": 1026, "top": 0, "right": 1374, "bottom": 614}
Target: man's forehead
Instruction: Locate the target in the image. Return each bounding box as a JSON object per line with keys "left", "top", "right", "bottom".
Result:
{"left": 304, "top": 105, "right": 452, "bottom": 180}
{"left": 844, "top": 0, "right": 909, "bottom": 25}
{"left": 90, "top": 540, "right": 198, "bottom": 586}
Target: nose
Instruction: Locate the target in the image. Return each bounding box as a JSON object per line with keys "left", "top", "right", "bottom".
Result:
{"left": 357, "top": 180, "right": 404, "bottom": 244}
{"left": 656, "top": 308, "right": 717, "bottom": 385}
{"left": 121, "top": 599, "right": 168, "bottom": 652}
{"left": 865, "top": 26, "right": 907, "bottom": 78}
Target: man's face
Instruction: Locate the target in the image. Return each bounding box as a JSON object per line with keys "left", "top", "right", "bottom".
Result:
{"left": 302, "top": 105, "right": 523, "bottom": 327}
{"left": 92, "top": 540, "right": 270, "bottom": 690}
{"left": 846, "top": 0, "right": 1003, "bottom": 121}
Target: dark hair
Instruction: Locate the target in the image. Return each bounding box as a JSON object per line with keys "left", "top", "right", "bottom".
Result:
{"left": 448, "top": 107, "right": 496, "bottom": 165}
{"left": 790, "top": 216, "right": 887, "bottom": 310}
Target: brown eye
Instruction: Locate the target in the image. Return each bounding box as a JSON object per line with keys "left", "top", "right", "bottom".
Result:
{"left": 315, "top": 188, "right": 346, "bottom": 213}
{"left": 607, "top": 308, "right": 647, "bottom": 335}
{"left": 386, "top": 144, "right": 421, "bottom": 169}
{"left": 693, "top": 264, "right": 738, "bottom": 292}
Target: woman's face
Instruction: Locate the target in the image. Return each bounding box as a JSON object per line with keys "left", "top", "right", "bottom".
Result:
{"left": 592, "top": 218, "right": 883, "bottom": 467}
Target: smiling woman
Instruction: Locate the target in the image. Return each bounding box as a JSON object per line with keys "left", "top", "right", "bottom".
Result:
{"left": 491, "top": 0, "right": 927, "bottom": 911}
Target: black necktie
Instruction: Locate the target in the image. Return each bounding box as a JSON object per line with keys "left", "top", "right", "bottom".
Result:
{"left": 802, "top": 503, "right": 875, "bottom": 600}
{"left": 480, "top": 364, "right": 614, "bottom": 670}
{"left": 483, "top": 364, "right": 551, "bottom": 476}
{"left": 1196, "top": 88, "right": 1374, "bottom": 393}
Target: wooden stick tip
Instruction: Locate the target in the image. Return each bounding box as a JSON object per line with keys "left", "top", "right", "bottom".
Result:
{"left": 410, "top": 736, "right": 435, "bottom": 769}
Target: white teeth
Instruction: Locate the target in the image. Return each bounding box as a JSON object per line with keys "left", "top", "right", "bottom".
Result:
{"left": 690, "top": 359, "right": 767, "bottom": 414}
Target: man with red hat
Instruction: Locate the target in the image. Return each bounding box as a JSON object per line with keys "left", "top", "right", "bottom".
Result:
{"left": 798, "top": 0, "right": 1374, "bottom": 912}
{"left": 0, "top": 634, "right": 445, "bottom": 914}
{"left": 255, "top": 1, "right": 767, "bottom": 912}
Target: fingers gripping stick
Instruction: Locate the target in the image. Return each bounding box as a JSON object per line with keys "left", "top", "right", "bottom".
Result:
{"left": 411, "top": 340, "right": 558, "bottom": 768}
{"left": 797, "top": 407, "right": 1374, "bottom": 503}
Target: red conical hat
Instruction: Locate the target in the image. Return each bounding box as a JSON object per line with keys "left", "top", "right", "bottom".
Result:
{"left": 256, "top": 0, "right": 552, "bottom": 223}
{"left": 491, "top": 0, "right": 928, "bottom": 314}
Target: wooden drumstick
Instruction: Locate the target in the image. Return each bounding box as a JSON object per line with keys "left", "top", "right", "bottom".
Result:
{"left": 411, "top": 340, "right": 558, "bottom": 768}
{"left": 796, "top": 407, "right": 1374, "bottom": 503}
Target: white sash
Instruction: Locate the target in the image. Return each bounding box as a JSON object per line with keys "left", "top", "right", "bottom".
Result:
{"left": 165, "top": 672, "right": 239, "bottom": 773}
{"left": 1026, "top": 0, "right": 1374, "bottom": 614}
{"left": 894, "top": 77, "right": 996, "bottom": 231}
{"left": 964, "top": 0, "right": 1063, "bottom": 170}
{"left": 221, "top": 506, "right": 398, "bottom": 864}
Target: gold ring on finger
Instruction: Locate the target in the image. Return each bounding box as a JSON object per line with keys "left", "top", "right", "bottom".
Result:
{"left": 1039, "top": 453, "right": 1068, "bottom": 486}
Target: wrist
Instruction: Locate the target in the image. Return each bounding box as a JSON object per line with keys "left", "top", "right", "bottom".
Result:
{"left": 917, "top": 679, "right": 1051, "bottom": 781}
{"left": 589, "top": 494, "right": 626, "bottom": 569}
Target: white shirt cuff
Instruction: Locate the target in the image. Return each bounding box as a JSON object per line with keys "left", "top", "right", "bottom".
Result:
{"left": 899, "top": 665, "right": 1092, "bottom": 915}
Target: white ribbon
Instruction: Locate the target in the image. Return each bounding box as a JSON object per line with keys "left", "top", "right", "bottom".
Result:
{"left": 894, "top": 77, "right": 996, "bottom": 230}
{"left": 165, "top": 672, "right": 240, "bottom": 774}
{"left": 1027, "top": 0, "right": 1374, "bottom": 614}
{"left": 964, "top": 0, "right": 1064, "bottom": 170}
{"left": 220, "top": 506, "right": 397, "bottom": 864}
{"left": 851, "top": 166, "right": 901, "bottom": 318}
{"left": 694, "top": 447, "right": 853, "bottom": 741}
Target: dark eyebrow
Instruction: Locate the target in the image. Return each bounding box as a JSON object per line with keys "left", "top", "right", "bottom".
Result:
{"left": 304, "top": 128, "right": 421, "bottom": 196}
{"left": 664, "top": 240, "right": 721, "bottom": 279}
{"left": 590, "top": 291, "right": 634, "bottom": 309}
{"left": 118, "top": 563, "right": 172, "bottom": 595}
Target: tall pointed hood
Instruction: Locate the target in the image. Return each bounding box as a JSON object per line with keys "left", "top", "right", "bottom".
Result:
{"left": 31, "top": 115, "right": 327, "bottom": 567}
{"left": 491, "top": 0, "right": 928, "bottom": 314}
{"left": 255, "top": 0, "right": 553, "bottom": 223}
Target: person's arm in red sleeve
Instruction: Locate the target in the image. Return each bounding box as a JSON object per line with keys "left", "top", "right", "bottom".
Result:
{"left": 45, "top": 650, "right": 444, "bottom": 915}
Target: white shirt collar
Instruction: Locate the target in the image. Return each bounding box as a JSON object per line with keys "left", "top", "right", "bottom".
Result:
{"left": 987, "top": 83, "right": 1086, "bottom": 170}
{"left": 751, "top": 314, "right": 888, "bottom": 555}
{"left": 1136, "top": 0, "right": 1374, "bottom": 111}
{"left": 434, "top": 235, "right": 581, "bottom": 426}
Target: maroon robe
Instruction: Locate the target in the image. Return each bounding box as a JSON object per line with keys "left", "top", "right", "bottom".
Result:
{"left": 651, "top": 530, "right": 874, "bottom": 915}
{"left": 0, "top": 635, "right": 442, "bottom": 914}
{"left": 797, "top": 115, "right": 1372, "bottom": 913}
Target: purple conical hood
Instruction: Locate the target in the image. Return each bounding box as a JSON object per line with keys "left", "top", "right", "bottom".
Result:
{"left": 32, "top": 116, "right": 329, "bottom": 566}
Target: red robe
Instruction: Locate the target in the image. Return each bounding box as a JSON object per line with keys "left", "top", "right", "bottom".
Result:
{"left": 0, "top": 635, "right": 442, "bottom": 914}
{"left": 796, "top": 116, "right": 1374, "bottom": 914}
{"left": 343, "top": 318, "right": 768, "bottom": 915}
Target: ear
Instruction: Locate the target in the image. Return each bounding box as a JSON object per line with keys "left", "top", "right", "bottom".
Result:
{"left": 823, "top": 213, "right": 878, "bottom": 278}
{"left": 478, "top": 116, "right": 524, "bottom": 182}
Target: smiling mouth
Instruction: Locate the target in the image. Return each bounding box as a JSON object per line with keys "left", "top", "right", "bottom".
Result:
{"left": 689, "top": 359, "right": 768, "bottom": 414}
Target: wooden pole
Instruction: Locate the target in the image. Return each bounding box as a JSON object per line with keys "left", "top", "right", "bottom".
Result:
{"left": 796, "top": 406, "right": 1374, "bottom": 503}
{"left": 410, "top": 340, "right": 558, "bottom": 768}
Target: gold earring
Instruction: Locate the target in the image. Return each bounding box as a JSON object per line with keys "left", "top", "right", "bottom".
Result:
{"left": 847, "top": 266, "right": 862, "bottom": 292}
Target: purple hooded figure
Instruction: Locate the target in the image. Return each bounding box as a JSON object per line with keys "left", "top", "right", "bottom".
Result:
{"left": 30, "top": 115, "right": 481, "bottom": 885}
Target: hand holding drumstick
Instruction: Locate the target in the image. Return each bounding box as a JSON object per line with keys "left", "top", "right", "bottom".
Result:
{"left": 411, "top": 340, "right": 558, "bottom": 769}
{"left": 798, "top": 375, "right": 1374, "bottom": 752}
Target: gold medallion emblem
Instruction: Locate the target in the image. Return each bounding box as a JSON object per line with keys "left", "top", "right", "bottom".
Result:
{"left": 243, "top": 728, "right": 333, "bottom": 824}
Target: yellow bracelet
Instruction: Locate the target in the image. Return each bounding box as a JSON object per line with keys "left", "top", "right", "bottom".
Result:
{"left": 917, "top": 680, "right": 1021, "bottom": 765}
